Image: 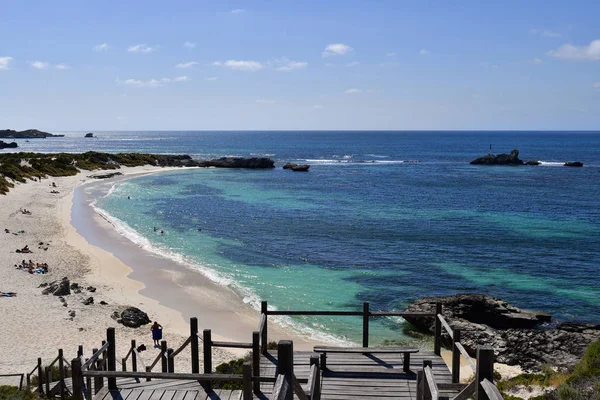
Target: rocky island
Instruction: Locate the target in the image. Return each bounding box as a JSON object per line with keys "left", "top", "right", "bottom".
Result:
{"left": 0, "top": 140, "right": 18, "bottom": 149}
{"left": 0, "top": 129, "right": 64, "bottom": 138}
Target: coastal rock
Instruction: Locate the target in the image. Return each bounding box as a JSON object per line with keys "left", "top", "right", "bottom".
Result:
{"left": 84, "top": 133, "right": 94, "bottom": 138}
{"left": 470, "top": 149, "right": 523, "bottom": 166}
{"left": 196, "top": 157, "right": 275, "bottom": 169}
{"left": 88, "top": 172, "right": 123, "bottom": 179}
{"left": 0, "top": 140, "right": 18, "bottom": 149}
{"left": 525, "top": 160, "right": 541, "bottom": 166}
{"left": 402, "top": 294, "right": 600, "bottom": 371}
{"left": 82, "top": 297, "right": 94, "bottom": 305}
{"left": 0, "top": 129, "right": 64, "bottom": 138}
{"left": 564, "top": 161, "right": 583, "bottom": 167}
{"left": 87, "top": 286, "right": 97, "bottom": 292}
{"left": 53, "top": 278, "right": 71, "bottom": 296}
{"left": 120, "top": 307, "right": 151, "bottom": 328}
{"left": 283, "top": 163, "right": 310, "bottom": 172}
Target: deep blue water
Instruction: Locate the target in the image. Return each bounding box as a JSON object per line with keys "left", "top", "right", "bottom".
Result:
{"left": 6, "top": 131, "right": 599, "bottom": 344}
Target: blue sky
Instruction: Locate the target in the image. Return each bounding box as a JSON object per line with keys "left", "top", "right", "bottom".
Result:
{"left": 1, "top": 0, "right": 599, "bottom": 130}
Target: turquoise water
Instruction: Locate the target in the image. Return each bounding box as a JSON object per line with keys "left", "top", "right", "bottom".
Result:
{"left": 67, "top": 131, "right": 600, "bottom": 345}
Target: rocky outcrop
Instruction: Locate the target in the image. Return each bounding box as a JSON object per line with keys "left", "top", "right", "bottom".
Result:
{"left": 403, "top": 294, "right": 599, "bottom": 371}
{"left": 88, "top": 172, "right": 123, "bottom": 179}
{"left": 119, "top": 307, "right": 151, "bottom": 328}
{"left": 525, "top": 160, "right": 541, "bottom": 166}
{"left": 0, "top": 140, "right": 18, "bottom": 149}
{"left": 470, "top": 149, "right": 523, "bottom": 165}
{"left": 0, "top": 129, "right": 64, "bottom": 138}
{"left": 196, "top": 157, "right": 275, "bottom": 169}
{"left": 283, "top": 163, "right": 310, "bottom": 172}
{"left": 564, "top": 161, "right": 583, "bottom": 167}
{"left": 85, "top": 133, "right": 94, "bottom": 138}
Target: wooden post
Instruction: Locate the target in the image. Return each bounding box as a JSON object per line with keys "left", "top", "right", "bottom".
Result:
{"left": 475, "top": 347, "right": 494, "bottom": 400}
{"left": 310, "top": 355, "right": 321, "bottom": 400}
{"left": 416, "top": 370, "right": 424, "bottom": 400}
{"left": 203, "top": 329, "right": 212, "bottom": 392}
{"left": 131, "top": 340, "right": 137, "bottom": 372}
{"left": 261, "top": 301, "right": 268, "bottom": 354}
{"left": 423, "top": 360, "right": 432, "bottom": 400}
{"left": 242, "top": 362, "right": 252, "bottom": 400}
{"left": 252, "top": 331, "right": 260, "bottom": 393}
{"left": 92, "top": 348, "right": 102, "bottom": 394}
{"left": 26, "top": 374, "right": 30, "bottom": 392}
{"left": 167, "top": 348, "right": 174, "bottom": 373}
{"left": 362, "top": 302, "right": 370, "bottom": 348}
{"left": 122, "top": 358, "right": 127, "bottom": 371}
{"left": 45, "top": 367, "right": 51, "bottom": 396}
{"left": 58, "top": 349, "right": 65, "bottom": 400}
{"left": 146, "top": 366, "right": 152, "bottom": 382}
{"left": 71, "top": 358, "right": 84, "bottom": 400}
{"left": 78, "top": 345, "right": 84, "bottom": 358}
{"left": 434, "top": 302, "right": 442, "bottom": 356}
{"left": 37, "top": 358, "right": 43, "bottom": 394}
{"left": 106, "top": 327, "right": 117, "bottom": 390}
{"left": 101, "top": 340, "right": 107, "bottom": 371}
{"left": 277, "top": 340, "right": 293, "bottom": 400}
{"left": 161, "top": 341, "right": 168, "bottom": 373}
{"left": 452, "top": 328, "right": 461, "bottom": 383}
{"left": 190, "top": 317, "right": 199, "bottom": 374}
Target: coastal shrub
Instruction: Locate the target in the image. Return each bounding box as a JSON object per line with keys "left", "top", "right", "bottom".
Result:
{"left": 267, "top": 341, "right": 278, "bottom": 350}
{"left": 29, "top": 365, "right": 71, "bottom": 387}
{"left": 0, "top": 386, "right": 42, "bottom": 400}
{"left": 569, "top": 340, "right": 600, "bottom": 382}
{"left": 213, "top": 354, "right": 251, "bottom": 390}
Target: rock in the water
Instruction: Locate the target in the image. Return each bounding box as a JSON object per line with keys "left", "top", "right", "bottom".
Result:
{"left": 120, "top": 307, "right": 151, "bottom": 328}
{"left": 196, "top": 157, "right": 275, "bottom": 169}
{"left": 82, "top": 297, "right": 94, "bottom": 305}
{"left": 470, "top": 149, "right": 523, "bottom": 165}
{"left": 53, "top": 278, "right": 71, "bottom": 296}
{"left": 283, "top": 163, "right": 310, "bottom": 172}
{"left": 403, "top": 294, "right": 600, "bottom": 371}
{"left": 84, "top": 133, "right": 94, "bottom": 138}
{"left": 525, "top": 160, "right": 541, "bottom": 166}
{"left": 564, "top": 161, "right": 583, "bottom": 167}
{"left": 0, "top": 140, "right": 18, "bottom": 149}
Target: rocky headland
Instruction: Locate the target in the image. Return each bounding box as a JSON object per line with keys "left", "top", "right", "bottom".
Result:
{"left": 0, "top": 129, "right": 64, "bottom": 138}
{"left": 403, "top": 294, "right": 600, "bottom": 371}
{"left": 0, "top": 140, "right": 18, "bottom": 149}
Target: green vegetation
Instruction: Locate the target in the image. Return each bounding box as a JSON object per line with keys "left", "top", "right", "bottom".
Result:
{"left": 213, "top": 353, "right": 252, "bottom": 390}
{"left": 0, "top": 386, "right": 42, "bottom": 400}
{"left": 29, "top": 365, "right": 72, "bottom": 387}
{"left": 0, "top": 152, "right": 184, "bottom": 194}
{"left": 499, "top": 340, "right": 600, "bottom": 400}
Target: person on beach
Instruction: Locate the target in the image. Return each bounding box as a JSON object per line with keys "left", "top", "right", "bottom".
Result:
{"left": 151, "top": 321, "right": 163, "bottom": 347}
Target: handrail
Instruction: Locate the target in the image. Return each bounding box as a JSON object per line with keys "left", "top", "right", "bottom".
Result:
{"left": 132, "top": 349, "right": 146, "bottom": 370}
{"left": 148, "top": 348, "right": 166, "bottom": 370}
{"left": 424, "top": 366, "right": 440, "bottom": 400}
{"left": 272, "top": 374, "right": 290, "bottom": 400}
{"left": 82, "top": 342, "right": 110, "bottom": 370}
{"left": 292, "top": 374, "right": 308, "bottom": 400}
{"left": 455, "top": 343, "right": 476, "bottom": 372}
{"left": 0, "top": 374, "right": 24, "bottom": 390}
{"left": 306, "top": 364, "right": 320, "bottom": 400}
{"left": 265, "top": 309, "right": 435, "bottom": 317}
{"left": 211, "top": 341, "right": 252, "bottom": 349}
{"left": 81, "top": 370, "right": 245, "bottom": 382}
{"left": 481, "top": 378, "right": 503, "bottom": 400}
{"left": 47, "top": 354, "right": 61, "bottom": 369}
{"left": 437, "top": 314, "right": 453, "bottom": 340}
{"left": 170, "top": 336, "right": 192, "bottom": 358}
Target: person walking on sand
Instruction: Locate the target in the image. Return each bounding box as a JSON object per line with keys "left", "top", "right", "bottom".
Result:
{"left": 151, "top": 321, "right": 163, "bottom": 347}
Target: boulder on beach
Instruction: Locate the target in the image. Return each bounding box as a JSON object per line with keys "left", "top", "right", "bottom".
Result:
{"left": 120, "top": 307, "right": 151, "bottom": 328}
{"left": 283, "top": 163, "right": 310, "bottom": 172}
{"left": 470, "top": 149, "right": 523, "bottom": 165}
{"left": 403, "top": 294, "right": 600, "bottom": 371}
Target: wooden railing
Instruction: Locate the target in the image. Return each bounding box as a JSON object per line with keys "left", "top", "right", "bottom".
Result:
{"left": 414, "top": 313, "right": 503, "bottom": 400}
{"left": 259, "top": 300, "right": 439, "bottom": 354}
{"left": 270, "top": 341, "right": 320, "bottom": 400}
{"left": 0, "top": 373, "right": 24, "bottom": 391}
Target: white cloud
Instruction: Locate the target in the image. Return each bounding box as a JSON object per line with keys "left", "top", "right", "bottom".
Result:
{"left": 183, "top": 41, "right": 196, "bottom": 49}
{"left": 419, "top": 49, "right": 430, "bottom": 56}
{"left": 256, "top": 99, "right": 275, "bottom": 104}
{"left": 30, "top": 61, "right": 49, "bottom": 69}
{"left": 231, "top": 9, "right": 245, "bottom": 14}
{"left": 176, "top": 61, "right": 199, "bottom": 69}
{"left": 344, "top": 88, "right": 362, "bottom": 94}
{"left": 313, "top": 105, "right": 324, "bottom": 109}
{"left": 205, "top": 77, "right": 218, "bottom": 81}
{"left": 128, "top": 44, "right": 157, "bottom": 53}
{"left": 214, "top": 60, "right": 263, "bottom": 71}
{"left": 94, "top": 43, "right": 110, "bottom": 51}
{"left": 531, "top": 29, "right": 561, "bottom": 38}
{"left": 345, "top": 61, "right": 359, "bottom": 67}
{"left": 548, "top": 40, "right": 600, "bottom": 61}
{"left": 322, "top": 43, "right": 353, "bottom": 57}
{"left": 386, "top": 52, "right": 397, "bottom": 57}
{"left": 274, "top": 57, "right": 308, "bottom": 71}
{"left": 593, "top": 82, "right": 600, "bottom": 88}
{"left": 117, "top": 75, "right": 189, "bottom": 88}
{"left": 55, "top": 64, "right": 71, "bottom": 70}
{"left": 533, "top": 57, "right": 544, "bottom": 65}
{"left": 0, "top": 56, "right": 13, "bottom": 70}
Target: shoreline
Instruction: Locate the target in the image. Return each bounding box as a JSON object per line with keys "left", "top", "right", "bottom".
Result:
{"left": 0, "top": 166, "right": 317, "bottom": 375}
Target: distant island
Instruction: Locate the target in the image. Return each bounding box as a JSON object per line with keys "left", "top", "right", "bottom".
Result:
{"left": 0, "top": 129, "right": 64, "bottom": 138}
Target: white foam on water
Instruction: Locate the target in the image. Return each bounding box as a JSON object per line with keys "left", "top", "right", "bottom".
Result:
{"left": 538, "top": 161, "right": 565, "bottom": 166}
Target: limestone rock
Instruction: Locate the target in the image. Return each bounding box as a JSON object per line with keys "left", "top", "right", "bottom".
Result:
{"left": 120, "top": 307, "right": 151, "bottom": 328}
{"left": 470, "top": 149, "right": 523, "bottom": 165}
{"left": 82, "top": 297, "right": 94, "bottom": 305}
{"left": 283, "top": 163, "right": 310, "bottom": 172}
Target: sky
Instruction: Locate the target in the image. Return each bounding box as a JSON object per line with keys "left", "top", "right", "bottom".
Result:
{"left": 0, "top": 0, "right": 599, "bottom": 131}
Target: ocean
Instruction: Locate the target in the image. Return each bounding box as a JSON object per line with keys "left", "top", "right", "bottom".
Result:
{"left": 6, "top": 131, "right": 600, "bottom": 345}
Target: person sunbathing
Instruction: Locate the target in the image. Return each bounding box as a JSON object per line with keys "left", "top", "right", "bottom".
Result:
{"left": 0, "top": 292, "right": 17, "bottom": 297}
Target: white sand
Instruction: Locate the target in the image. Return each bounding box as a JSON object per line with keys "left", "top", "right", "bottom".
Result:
{"left": 0, "top": 166, "right": 317, "bottom": 376}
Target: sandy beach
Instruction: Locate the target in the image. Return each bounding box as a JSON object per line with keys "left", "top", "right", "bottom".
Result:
{"left": 0, "top": 166, "right": 317, "bottom": 376}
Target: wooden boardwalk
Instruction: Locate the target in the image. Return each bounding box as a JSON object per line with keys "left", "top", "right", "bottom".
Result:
{"left": 258, "top": 350, "right": 458, "bottom": 399}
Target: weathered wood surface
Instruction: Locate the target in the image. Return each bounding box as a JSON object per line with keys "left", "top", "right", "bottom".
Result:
{"left": 313, "top": 347, "right": 419, "bottom": 354}
{"left": 259, "top": 350, "right": 459, "bottom": 399}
